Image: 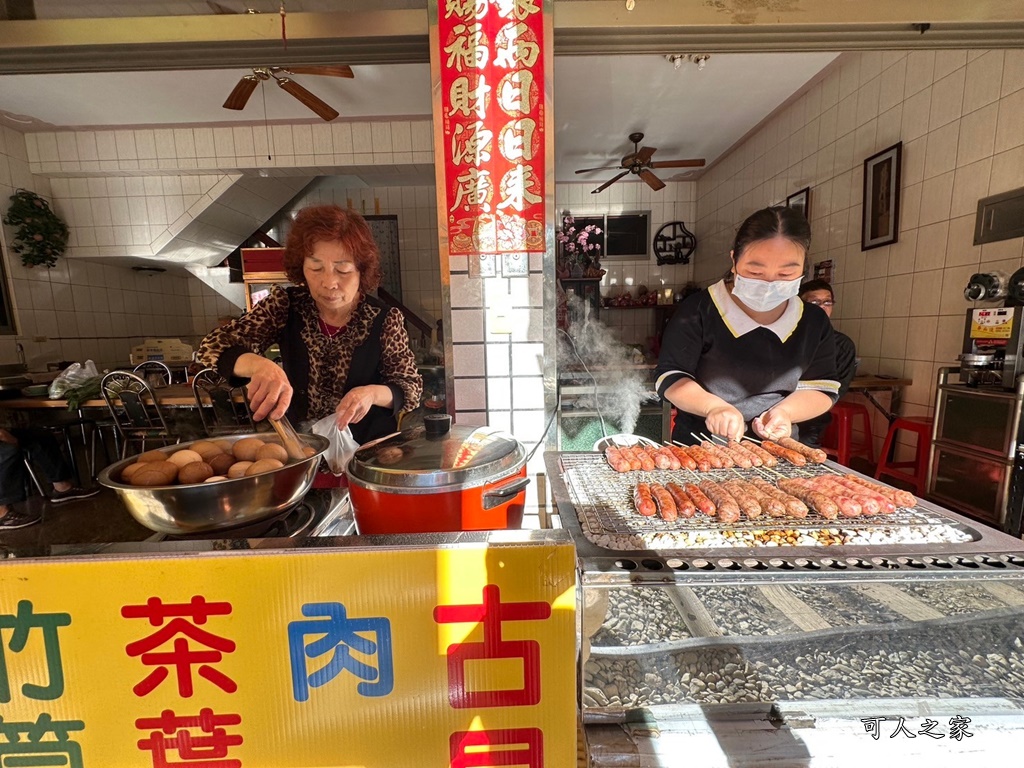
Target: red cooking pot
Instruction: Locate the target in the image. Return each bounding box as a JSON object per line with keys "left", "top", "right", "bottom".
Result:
{"left": 346, "top": 415, "right": 529, "bottom": 534}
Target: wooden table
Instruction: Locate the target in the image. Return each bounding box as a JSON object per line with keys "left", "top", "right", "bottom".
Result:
{"left": 0, "top": 384, "right": 207, "bottom": 411}
{"left": 847, "top": 374, "right": 913, "bottom": 423}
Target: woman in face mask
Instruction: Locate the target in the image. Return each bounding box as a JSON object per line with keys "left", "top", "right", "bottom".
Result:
{"left": 655, "top": 206, "right": 839, "bottom": 444}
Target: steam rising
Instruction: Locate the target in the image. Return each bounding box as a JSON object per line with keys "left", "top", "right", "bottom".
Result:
{"left": 559, "top": 293, "right": 658, "bottom": 436}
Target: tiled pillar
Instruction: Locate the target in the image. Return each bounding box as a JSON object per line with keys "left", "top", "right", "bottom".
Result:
{"left": 429, "top": 0, "right": 556, "bottom": 478}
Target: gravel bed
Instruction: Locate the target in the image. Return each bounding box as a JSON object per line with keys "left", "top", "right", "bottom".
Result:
{"left": 582, "top": 614, "right": 1024, "bottom": 710}
{"left": 591, "top": 588, "right": 691, "bottom": 647}
{"left": 691, "top": 585, "right": 803, "bottom": 637}
{"left": 895, "top": 582, "right": 1018, "bottom": 616}
{"left": 785, "top": 584, "right": 907, "bottom": 627}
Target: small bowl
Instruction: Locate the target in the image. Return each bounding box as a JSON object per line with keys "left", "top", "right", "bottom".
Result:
{"left": 592, "top": 433, "right": 661, "bottom": 452}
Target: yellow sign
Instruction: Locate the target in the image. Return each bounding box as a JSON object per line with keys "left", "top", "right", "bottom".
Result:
{"left": 0, "top": 539, "right": 577, "bottom": 767}
{"left": 970, "top": 307, "right": 1014, "bottom": 340}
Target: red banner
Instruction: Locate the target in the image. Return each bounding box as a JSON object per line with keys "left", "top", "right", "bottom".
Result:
{"left": 439, "top": 0, "right": 545, "bottom": 255}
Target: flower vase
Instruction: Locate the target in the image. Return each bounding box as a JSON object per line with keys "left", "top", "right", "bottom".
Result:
{"left": 570, "top": 262, "right": 584, "bottom": 278}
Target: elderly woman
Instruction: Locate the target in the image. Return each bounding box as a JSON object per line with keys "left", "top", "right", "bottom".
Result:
{"left": 198, "top": 205, "right": 422, "bottom": 444}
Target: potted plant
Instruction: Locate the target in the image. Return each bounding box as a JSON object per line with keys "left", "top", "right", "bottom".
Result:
{"left": 2, "top": 188, "right": 70, "bottom": 269}
{"left": 556, "top": 215, "right": 603, "bottom": 278}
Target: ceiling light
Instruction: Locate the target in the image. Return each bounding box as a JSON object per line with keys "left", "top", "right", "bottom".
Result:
{"left": 625, "top": 0, "right": 635, "bottom": 9}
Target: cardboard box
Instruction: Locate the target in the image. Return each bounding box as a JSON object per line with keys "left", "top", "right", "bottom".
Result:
{"left": 130, "top": 338, "right": 194, "bottom": 364}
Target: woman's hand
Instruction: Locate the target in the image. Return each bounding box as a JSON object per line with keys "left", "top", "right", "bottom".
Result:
{"left": 243, "top": 355, "right": 293, "bottom": 421}
{"left": 704, "top": 404, "right": 746, "bottom": 442}
{"left": 334, "top": 385, "right": 387, "bottom": 431}
{"left": 753, "top": 406, "right": 792, "bottom": 441}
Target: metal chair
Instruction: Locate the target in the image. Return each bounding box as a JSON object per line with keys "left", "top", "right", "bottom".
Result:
{"left": 133, "top": 360, "right": 173, "bottom": 388}
{"left": 191, "top": 368, "right": 255, "bottom": 437}
{"left": 101, "top": 370, "right": 179, "bottom": 458}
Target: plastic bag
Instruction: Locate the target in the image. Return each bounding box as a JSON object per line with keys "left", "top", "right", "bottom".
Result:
{"left": 311, "top": 414, "right": 360, "bottom": 475}
{"left": 48, "top": 360, "right": 100, "bottom": 399}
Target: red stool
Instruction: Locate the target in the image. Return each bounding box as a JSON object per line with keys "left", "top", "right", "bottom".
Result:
{"left": 821, "top": 401, "right": 875, "bottom": 467}
{"left": 874, "top": 417, "right": 933, "bottom": 496}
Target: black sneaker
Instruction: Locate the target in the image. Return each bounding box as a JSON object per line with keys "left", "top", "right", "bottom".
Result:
{"left": 49, "top": 486, "right": 102, "bottom": 504}
{"left": 0, "top": 507, "right": 42, "bottom": 529}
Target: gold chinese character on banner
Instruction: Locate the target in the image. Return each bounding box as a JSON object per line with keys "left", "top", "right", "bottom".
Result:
{"left": 494, "top": 23, "right": 540, "bottom": 69}
{"left": 497, "top": 70, "right": 537, "bottom": 116}
{"left": 497, "top": 164, "right": 541, "bottom": 212}
{"left": 494, "top": 0, "right": 540, "bottom": 20}
{"left": 499, "top": 118, "right": 538, "bottom": 162}
{"left": 448, "top": 75, "right": 492, "bottom": 119}
{"left": 444, "top": 0, "right": 488, "bottom": 20}
{"left": 452, "top": 121, "right": 494, "bottom": 166}
{"left": 451, "top": 167, "right": 493, "bottom": 212}
{"left": 444, "top": 23, "right": 489, "bottom": 72}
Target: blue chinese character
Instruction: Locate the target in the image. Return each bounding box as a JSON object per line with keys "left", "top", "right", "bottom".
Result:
{"left": 0, "top": 713, "right": 84, "bottom": 768}
{"left": 288, "top": 603, "right": 393, "bottom": 701}
{"left": 0, "top": 600, "right": 71, "bottom": 702}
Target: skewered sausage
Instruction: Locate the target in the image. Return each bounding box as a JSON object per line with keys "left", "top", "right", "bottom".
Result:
{"left": 810, "top": 476, "right": 882, "bottom": 515}
{"left": 666, "top": 482, "right": 697, "bottom": 518}
{"left": 695, "top": 442, "right": 725, "bottom": 469}
{"left": 777, "top": 478, "right": 840, "bottom": 519}
{"left": 685, "top": 445, "right": 715, "bottom": 472}
{"left": 650, "top": 483, "right": 678, "bottom": 521}
{"left": 655, "top": 446, "right": 682, "bottom": 470}
{"left": 618, "top": 446, "right": 643, "bottom": 471}
{"left": 829, "top": 476, "right": 896, "bottom": 514}
{"left": 634, "top": 446, "right": 656, "bottom": 472}
{"left": 633, "top": 483, "right": 656, "bottom": 516}
{"left": 683, "top": 482, "right": 716, "bottom": 516}
{"left": 741, "top": 440, "right": 777, "bottom": 468}
{"left": 643, "top": 446, "right": 673, "bottom": 470}
{"left": 666, "top": 444, "right": 699, "bottom": 471}
{"left": 749, "top": 478, "right": 809, "bottom": 518}
{"left": 723, "top": 479, "right": 763, "bottom": 519}
{"left": 761, "top": 440, "right": 808, "bottom": 466}
{"left": 805, "top": 477, "right": 865, "bottom": 517}
{"left": 719, "top": 442, "right": 754, "bottom": 469}
{"left": 735, "top": 479, "right": 786, "bottom": 518}
{"left": 777, "top": 437, "right": 828, "bottom": 464}
{"left": 843, "top": 474, "right": 917, "bottom": 508}
{"left": 604, "top": 446, "right": 631, "bottom": 473}
{"left": 698, "top": 481, "right": 742, "bottom": 523}
{"left": 700, "top": 441, "right": 736, "bottom": 469}
{"left": 728, "top": 440, "right": 763, "bottom": 467}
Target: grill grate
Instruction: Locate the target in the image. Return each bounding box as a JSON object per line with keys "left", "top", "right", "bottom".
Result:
{"left": 558, "top": 454, "right": 973, "bottom": 551}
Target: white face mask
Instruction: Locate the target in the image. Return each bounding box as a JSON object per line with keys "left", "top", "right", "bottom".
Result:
{"left": 731, "top": 273, "right": 803, "bottom": 313}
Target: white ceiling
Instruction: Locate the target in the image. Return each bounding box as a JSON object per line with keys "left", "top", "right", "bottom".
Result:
{"left": 0, "top": 52, "right": 839, "bottom": 182}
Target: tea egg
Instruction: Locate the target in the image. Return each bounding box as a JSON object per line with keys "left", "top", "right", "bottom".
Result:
{"left": 226, "top": 461, "right": 253, "bottom": 479}
{"left": 245, "top": 458, "right": 284, "bottom": 476}
{"left": 232, "top": 437, "right": 265, "bottom": 462}
{"left": 208, "top": 453, "right": 235, "bottom": 476}
{"left": 178, "top": 461, "right": 214, "bottom": 485}
{"left": 138, "top": 449, "right": 168, "bottom": 463}
{"left": 167, "top": 449, "right": 204, "bottom": 468}
{"left": 255, "top": 443, "right": 289, "bottom": 463}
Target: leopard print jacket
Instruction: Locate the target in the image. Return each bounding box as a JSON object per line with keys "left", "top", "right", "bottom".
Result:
{"left": 197, "top": 285, "right": 422, "bottom": 425}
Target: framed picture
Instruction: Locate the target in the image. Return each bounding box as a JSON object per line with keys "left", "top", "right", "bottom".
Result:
{"left": 786, "top": 187, "right": 810, "bottom": 221}
{"left": 861, "top": 141, "right": 902, "bottom": 250}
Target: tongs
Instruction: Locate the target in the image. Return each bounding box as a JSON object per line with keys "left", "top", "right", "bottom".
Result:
{"left": 269, "top": 415, "right": 307, "bottom": 461}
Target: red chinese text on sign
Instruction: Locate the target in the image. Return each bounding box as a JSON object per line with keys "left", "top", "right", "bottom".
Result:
{"left": 433, "top": 584, "right": 551, "bottom": 709}
{"left": 450, "top": 727, "right": 543, "bottom": 768}
{"left": 122, "top": 596, "right": 237, "bottom": 698}
{"left": 136, "top": 708, "right": 242, "bottom": 768}
{"left": 440, "top": 0, "right": 545, "bottom": 255}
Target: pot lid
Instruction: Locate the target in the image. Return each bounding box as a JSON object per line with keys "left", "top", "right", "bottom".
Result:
{"left": 347, "top": 424, "right": 526, "bottom": 489}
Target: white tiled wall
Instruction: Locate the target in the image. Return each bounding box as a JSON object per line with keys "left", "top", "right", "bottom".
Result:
{"left": 556, "top": 181, "right": 697, "bottom": 346}
{"left": 0, "top": 127, "right": 242, "bottom": 370}
{"left": 696, "top": 49, "right": 1024, "bottom": 448}
{"left": 286, "top": 181, "right": 442, "bottom": 330}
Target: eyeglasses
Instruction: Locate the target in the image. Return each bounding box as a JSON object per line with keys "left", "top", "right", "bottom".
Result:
{"left": 805, "top": 299, "right": 834, "bottom": 307}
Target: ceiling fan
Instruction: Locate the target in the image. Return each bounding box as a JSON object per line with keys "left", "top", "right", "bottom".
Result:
{"left": 222, "top": 65, "right": 354, "bottom": 122}
{"left": 575, "top": 132, "right": 706, "bottom": 194}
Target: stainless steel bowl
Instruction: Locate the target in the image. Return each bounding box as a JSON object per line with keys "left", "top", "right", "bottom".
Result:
{"left": 97, "top": 433, "right": 329, "bottom": 535}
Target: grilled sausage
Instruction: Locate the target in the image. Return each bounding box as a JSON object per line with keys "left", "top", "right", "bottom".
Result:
{"left": 666, "top": 482, "right": 697, "bottom": 518}
{"left": 829, "top": 476, "right": 896, "bottom": 514}
{"left": 728, "top": 440, "right": 763, "bottom": 467}
{"left": 777, "top": 437, "right": 828, "bottom": 464}
{"left": 700, "top": 441, "right": 736, "bottom": 469}
{"left": 633, "top": 483, "right": 656, "bottom": 516}
{"left": 777, "top": 478, "right": 840, "bottom": 519}
{"left": 695, "top": 442, "right": 725, "bottom": 469}
{"left": 666, "top": 444, "right": 699, "bottom": 471}
{"left": 698, "top": 481, "right": 742, "bottom": 523}
{"left": 604, "top": 446, "right": 631, "bottom": 473}
{"left": 618, "top": 446, "right": 643, "bottom": 472}
{"left": 749, "top": 477, "right": 809, "bottom": 518}
{"left": 761, "top": 440, "right": 808, "bottom": 466}
{"left": 741, "top": 440, "right": 778, "bottom": 468}
{"left": 686, "top": 445, "right": 715, "bottom": 472}
{"left": 735, "top": 479, "right": 786, "bottom": 518}
{"left": 683, "top": 482, "right": 717, "bottom": 516}
{"left": 643, "top": 445, "right": 672, "bottom": 470}
{"left": 655, "top": 446, "right": 682, "bottom": 470}
{"left": 723, "top": 479, "right": 763, "bottom": 519}
{"left": 811, "top": 477, "right": 882, "bottom": 515}
{"left": 843, "top": 474, "right": 917, "bottom": 508}
{"left": 806, "top": 477, "right": 865, "bottom": 517}
{"left": 720, "top": 442, "right": 754, "bottom": 469}
{"left": 650, "top": 483, "right": 678, "bottom": 521}
{"left": 633, "top": 446, "right": 656, "bottom": 472}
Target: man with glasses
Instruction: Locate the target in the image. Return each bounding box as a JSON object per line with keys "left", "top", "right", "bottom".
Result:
{"left": 797, "top": 279, "right": 858, "bottom": 448}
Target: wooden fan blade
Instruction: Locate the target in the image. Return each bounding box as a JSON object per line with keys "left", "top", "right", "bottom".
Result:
{"left": 223, "top": 76, "right": 259, "bottom": 110}
{"left": 575, "top": 165, "right": 624, "bottom": 174}
{"left": 277, "top": 78, "right": 339, "bottom": 121}
{"left": 650, "top": 158, "right": 707, "bottom": 169}
{"left": 592, "top": 171, "right": 629, "bottom": 194}
{"left": 635, "top": 146, "right": 657, "bottom": 164}
{"left": 638, "top": 169, "right": 666, "bottom": 191}
{"left": 283, "top": 65, "right": 354, "bottom": 78}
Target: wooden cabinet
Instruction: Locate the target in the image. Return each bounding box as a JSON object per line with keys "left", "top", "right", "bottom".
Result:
{"left": 241, "top": 247, "right": 292, "bottom": 311}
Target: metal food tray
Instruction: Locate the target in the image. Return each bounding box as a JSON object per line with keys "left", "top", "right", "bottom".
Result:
{"left": 544, "top": 452, "right": 1024, "bottom": 582}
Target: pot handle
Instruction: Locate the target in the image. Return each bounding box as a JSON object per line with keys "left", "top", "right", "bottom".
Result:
{"left": 482, "top": 476, "right": 531, "bottom": 510}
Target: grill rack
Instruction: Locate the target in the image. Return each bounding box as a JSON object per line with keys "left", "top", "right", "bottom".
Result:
{"left": 560, "top": 453, "right": 946, "bottom": 534}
